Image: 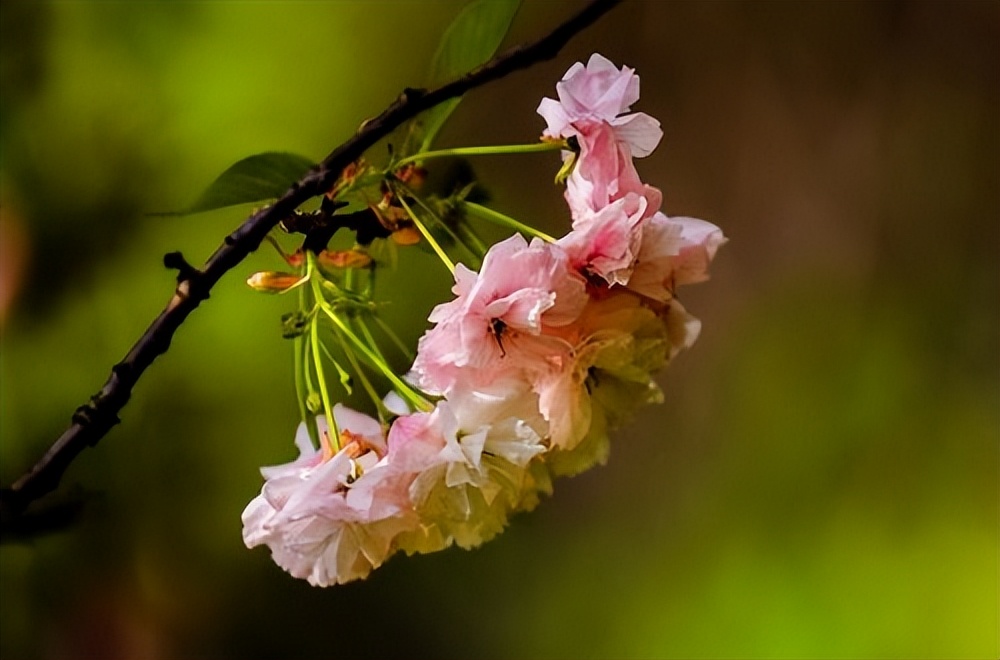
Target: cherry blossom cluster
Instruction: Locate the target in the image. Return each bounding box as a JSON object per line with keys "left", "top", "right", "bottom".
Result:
{"left": 242, "top": 54, "right": 725, "bottom": 586}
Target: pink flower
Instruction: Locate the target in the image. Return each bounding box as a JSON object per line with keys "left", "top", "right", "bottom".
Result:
{"left": 242, "top": 408, "right": 415, "bottom": 586}
{"left": 558, "top": 192, "right": 648, "bottom": 286}
{"left": 534, "top": 293, "right": 655, "bottom": 453}
{"left": 563, "top": 123, "right": 664, "bottom": 219}
{"left": 537, "top": 54, "right": 662, "bottom": 158}
{"left": 627, "top": 214, "right": 727, "bottom": 302}
{"left": 410, "top": 234, "right": 588, "bottom": 395}
{"left": 532, "top": 289, "right": 700, "bottom": 475}
{"left": 538, "top": 55, "right": 664, "bottom": 219}
{"left": 244, "top": 53, "right": 726, "bottom": 587}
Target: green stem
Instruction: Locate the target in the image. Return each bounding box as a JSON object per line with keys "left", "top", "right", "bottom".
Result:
{"left": 318, "top": 339, "right": 353, "bottom": 395}
{"left": 356, "top": 317, "right": 388, "bottom": 365}
{"left": 302, "top": 335, "right": 317, "bottom": 401}
{"left": 294, "top": 283, "right": 309, "bottom": 422}
{"left": 309, "top": 314, "right": 340, "bottom": 450}
{"left": 372, "top": 315, "right": 415, "bottom": 363}
{"left": 296, "top": 270, "right": 320, "bottom": 446}
{"left": 306, "top": 254, "right": 340, "bottom": 448}
{"left": 397, "top": 181, "right": 480, "bottom": 266}
{"left": 393, "top": 141, "right": 567, "bottom": 170}
{"left": 395, "top": 187, "right": 455, "bottom": 273}
{"left": 464, "top": 201, "right": 555, "bottom": 243}
{"left": 456, "top": 222, "right": 488, "bottom": 263}
{"left": 293, "top": 335, "right": 307, "bottom": 422}
{"left": 335, "top": 330, "right": 390, "bottom": 421}
{"left": 293, "top": 333, "right": 321, "bottom": 448}
{"left": 319, "top": 304, "right": 432, "bottom": 412}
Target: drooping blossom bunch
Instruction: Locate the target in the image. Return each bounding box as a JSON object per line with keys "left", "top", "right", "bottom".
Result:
{"left": 243, "top": 54, "right": 725, "bottom": 586}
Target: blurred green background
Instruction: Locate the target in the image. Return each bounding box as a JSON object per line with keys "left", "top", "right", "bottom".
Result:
{"left": 1, "top": 1, "right": 997, "bottom": 658}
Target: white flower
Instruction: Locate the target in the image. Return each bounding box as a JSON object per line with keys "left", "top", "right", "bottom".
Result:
{"left": 388, "top": 388, "right": 547, "bottom": 552}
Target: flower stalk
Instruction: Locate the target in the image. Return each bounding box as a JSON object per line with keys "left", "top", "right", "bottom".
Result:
{"left": 394, "top": 187, "right": 456, "bottom": 273}
{"left": 464, "top": 201, "right": 555, "bottom": 243}
{"left": 392, "top": 140, "right": 567, "bottom": 170}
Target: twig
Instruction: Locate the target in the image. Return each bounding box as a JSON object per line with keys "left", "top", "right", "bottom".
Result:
{"left": 0, "top": 0, "right": 620, "bottom": 532}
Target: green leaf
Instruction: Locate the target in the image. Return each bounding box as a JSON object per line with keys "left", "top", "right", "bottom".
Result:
{"left": 419, "top": 0, "right": 522, "bottom": 151}
{"left": 188, "top": 152, "right": 316, "bottom": 214}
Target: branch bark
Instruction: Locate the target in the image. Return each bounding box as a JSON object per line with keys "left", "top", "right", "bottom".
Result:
{"left": 0, "top": 0, "right": 620, "bottom": 530}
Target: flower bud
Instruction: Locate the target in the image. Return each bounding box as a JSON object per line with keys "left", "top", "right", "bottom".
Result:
{"left": 318, "top": 250, "right": 372, "bottom": 269}
{"left": 246, "top": 271, "right": 304, "bottom": 293}
{"left": 390, "top": 227, "right": 422, "bottom": 246}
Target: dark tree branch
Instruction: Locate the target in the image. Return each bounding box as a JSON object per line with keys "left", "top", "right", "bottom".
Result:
{"left": 0, "top": 0, "right": 620, "bottom": 533}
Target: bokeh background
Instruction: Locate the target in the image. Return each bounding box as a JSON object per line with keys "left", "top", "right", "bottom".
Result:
{"left": 1, "top": 1, "right": 997, "bottom": 658}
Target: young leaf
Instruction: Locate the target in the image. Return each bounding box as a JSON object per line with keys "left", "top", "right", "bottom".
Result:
{"left": 418, "top": 0, "right": 522, "bottom": 152}
{"left": 188, "top": 152, "right": 316, "bottom": 214}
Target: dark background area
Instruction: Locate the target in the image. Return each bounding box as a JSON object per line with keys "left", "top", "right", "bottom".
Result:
{"left": 1, "top": 2, "right": 997, "bottom": 658}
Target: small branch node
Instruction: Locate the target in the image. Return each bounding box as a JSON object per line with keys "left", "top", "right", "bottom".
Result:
{"left": 111, "top": 362, "right": 132, "bottom": 382}
{"left": 401, "top": 87, "right": 427, "bottom": 103}
{"left": 163, "top": 251, "right": 200, "bottom": 282}
{"left": 71, "top": 402, "right": 120, "bottom": 438}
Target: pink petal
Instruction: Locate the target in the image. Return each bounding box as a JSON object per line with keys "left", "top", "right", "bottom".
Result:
{"left": 610, "top": 112, "right": 663, "bottom": 158}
